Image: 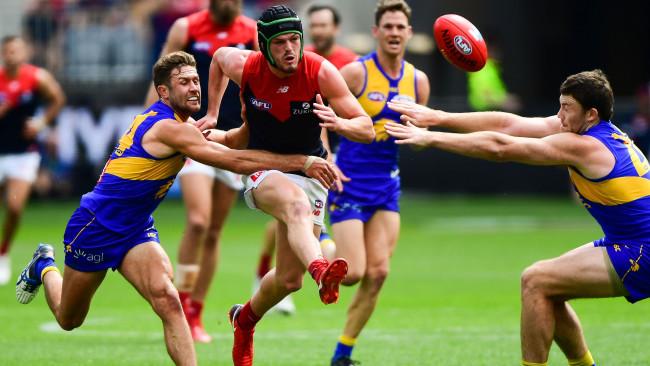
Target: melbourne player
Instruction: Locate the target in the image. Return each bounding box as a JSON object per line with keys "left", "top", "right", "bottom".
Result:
{"left": 145, "top": 0, "right": 257, "bottom": 342}
{"left": 200, "top": 5, "right": 374, "bottom": 365}
{"left": 252, "top": 3, "right": 359, "bottom": 316}
{"left": 0, "top": 35, "right": 65, "bottom": 285}
{"left": 15, "top": 51, "right": 339, "bottom": 366}
{"left": 326, "top": 1, "right": 430, "bottom": 365}
{"left": 387, "top": 69, "right": 638, "bottom": 366}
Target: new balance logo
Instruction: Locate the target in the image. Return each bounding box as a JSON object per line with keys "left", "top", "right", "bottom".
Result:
{"left": 276, "top": 86, "right": 289, "bottom": 93}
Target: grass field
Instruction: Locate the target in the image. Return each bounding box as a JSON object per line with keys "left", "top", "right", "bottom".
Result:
{"left": 1, "top": 194, "right": 649, "bottom": 365}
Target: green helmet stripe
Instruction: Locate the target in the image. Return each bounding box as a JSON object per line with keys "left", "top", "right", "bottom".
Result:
{"left": 258, "top": 17, "right": 301, "bottom": 27}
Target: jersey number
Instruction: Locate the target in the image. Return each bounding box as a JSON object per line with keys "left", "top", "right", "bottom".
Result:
{"left": 612, "top": 133, "right": 650, "bottom": 176}
{"left": 115, "top": 110, "right": 157, "bottom": 156}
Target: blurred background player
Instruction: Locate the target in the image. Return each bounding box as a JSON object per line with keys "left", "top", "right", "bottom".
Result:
{"left": 145, "top": 0, "right": 257, "bottom": 343}
{"left": 201, "top": 5, "right": 374, "bottom": 365}
{"left": 0, "top": 35, "right": 64, "bottom": 285}
{"left": 304, "top": 4, "right": 357, "bottom": 70}
{"left": 326, "top": 1, "right": 430, "bottom": 365}
{"left": 252, "top": 3, "right": 358, "bottom": 316}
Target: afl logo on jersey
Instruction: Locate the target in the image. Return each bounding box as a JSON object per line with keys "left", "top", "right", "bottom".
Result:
{"left": 250, "top": 97, "right": 272, "bottom": 111}
{"left": 367, "top": 91, "right": 386, "bottom": 102}
{"left": 390, "top": 94, "right": 415, "bottom": 103}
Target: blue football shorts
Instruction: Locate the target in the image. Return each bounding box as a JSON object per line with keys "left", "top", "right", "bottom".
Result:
{"left": 328, "top": 179, "right": 400, "bottom": 224}
{"left": 594, "top": 238, "right": 650, "bottom": 303}
{"left": 63, "top": 207, "right": 160, "bottom": 272}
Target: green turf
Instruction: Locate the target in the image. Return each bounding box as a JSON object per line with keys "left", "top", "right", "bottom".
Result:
{"left": 1, "top": 194, "right": 649, "bottom": 365}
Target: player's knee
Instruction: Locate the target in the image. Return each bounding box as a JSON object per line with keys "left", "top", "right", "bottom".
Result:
{"left": 186, "top": 213, "right": 210, "bottom": 237}
{"left": 343, "top": 269, "right": 364, "bottom": 286}
{"left": 521, "top": 261, "right": 549, "bottom": 296}
{"left": 365, "top": 266, "right": 389, "bottom": 289}
{"left": 276, "top": 272, "right": 303, "bottom": 293}
{"left": 150, "top": 281, "right": 183, "bottom": 316}
{"left": 282, "top": 199, "right": 311, "bottom": 223}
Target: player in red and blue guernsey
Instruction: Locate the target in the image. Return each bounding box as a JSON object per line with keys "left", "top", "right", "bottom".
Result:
{"left": 0, "top": 35, "right": 65, "bottom": 285}
{"left": 251, "top": 3, "right": 360, "bottom": 317}
{"left": 145, "top": 0, "right": 258, "bottom": 342}
{"left": 16, "top": 51, "right": 339, "bottom": 366}
{"left": 387, "top": 69, "right": 634, "bottom": 366}
{"left": 200, "top": 5, "right": 374, "bottom": 365}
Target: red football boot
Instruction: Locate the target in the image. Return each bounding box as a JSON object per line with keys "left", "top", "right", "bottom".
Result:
{"left": 318, "top": 258, "right": 348, "bottom": 304}
{"left": 229, "top": 304, "right": 255, "bottom": 366}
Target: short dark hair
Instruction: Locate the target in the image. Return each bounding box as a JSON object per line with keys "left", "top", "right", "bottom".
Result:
{"left": 1, "top": 35, "right": 21, "bottom": 46}
{"left": 374, "top": 0, "right": 411, "bottom": 26}
{"left": 153, "top": 51, "right": 197, "bottom": 89}
{"left": 560, "top": 69, "right": 614, "bottom": 121}
{"left": 307, "top": 4, "right": 341, "bottom": 26}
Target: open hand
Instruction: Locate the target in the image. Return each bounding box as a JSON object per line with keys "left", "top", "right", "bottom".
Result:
{"left": 313, "top": 94, "right": 343, "bottom": 133}
{"left": 194, "top": 115, "right": 217, "bottom": 131}
{"left": 387, "top": 101, "right": 439, "bottom": 127}
{"left": 385, "top": 121, "right": 432, "bottom": 148}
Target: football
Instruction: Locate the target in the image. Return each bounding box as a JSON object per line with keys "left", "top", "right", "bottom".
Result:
{"left": 433, "top": 14, "right": 488, "bottom": 72}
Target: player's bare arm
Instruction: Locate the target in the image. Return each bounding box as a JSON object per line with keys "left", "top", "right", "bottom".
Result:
{"left": 197, "top": 47, "right": 252, "bottom": 131}
{"left": 144, "top": 18, "right": 190, "bottom": 105}
{"left": 415, "top": 69, "right": 430, "bottom": 105}
{"left": 147, "top": 119, "right": 338, "bottom": 188}
{"left": 202, "top": 121, "right": 250, "bottom": 149}
{"left": 25, "top": 68, "right": 65, "bottom": 138}
{"left": 386, "top": 121, "right": 614, "bottom": 178}
{"left": 314, "top": 60, "right": 374, "bottom": 143}
{"left": 387, "top": 101, "right": 562, "bottom": 138}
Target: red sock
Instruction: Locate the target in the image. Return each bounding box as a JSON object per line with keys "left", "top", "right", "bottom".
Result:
{"left": 236, "top": 301, "right": 260, "bottom": 331}
{"left": 256, "top": 254, "right": 272, "bottom": 278}
{"left": 190, "top": 299, "right": 204, "bottom": 318}
{"left": 0, "top": 240, "right": 9, "bottom": 256}
{"left": 308, "top": 258, "right": 329, "bottom": 284}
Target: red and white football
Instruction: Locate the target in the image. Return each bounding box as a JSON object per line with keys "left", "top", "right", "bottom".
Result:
{"left": 433, "top": 14, "right": 488, "bottom": 72}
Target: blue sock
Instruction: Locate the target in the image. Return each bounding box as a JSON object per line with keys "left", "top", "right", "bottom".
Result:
{"left": 332, "top": 335, "right": 355, "bottom": 360}
{"left": 34, "top": 257, "right": 55, "bottom": 283}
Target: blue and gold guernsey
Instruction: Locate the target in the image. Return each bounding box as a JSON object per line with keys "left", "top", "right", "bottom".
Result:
{"left": 329, "top": 52, "right": 417, "bottom": 223}
{"left": 572, "top": 120, "right": 650, "bottom": 302}
{"left": 63, "top": 101, "right": 185, "bottom": 272}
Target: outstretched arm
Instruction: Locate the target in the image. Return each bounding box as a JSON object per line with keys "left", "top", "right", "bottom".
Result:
{"left": 316, "top": 61, "right": 374, "bottom": 143}
{"left": 387, "top": 101, "right": 561, "bottom": 138}
{"left": 151, "top": 120, "right": 339, "bottom": 188}
{"left": 385, "top": 121, "right": 614, "bottom": 178}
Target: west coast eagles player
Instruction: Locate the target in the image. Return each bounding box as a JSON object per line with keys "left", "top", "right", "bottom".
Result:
{"left": 326, "top": 0, "right": 430, "bottom": 365}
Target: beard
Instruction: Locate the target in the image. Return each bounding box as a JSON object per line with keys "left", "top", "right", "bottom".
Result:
{"left": 169, "top": 93, "right": 200, "bottom": 117}
{"left": 210, "top": 0, "right": 240, "bottom": 25}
